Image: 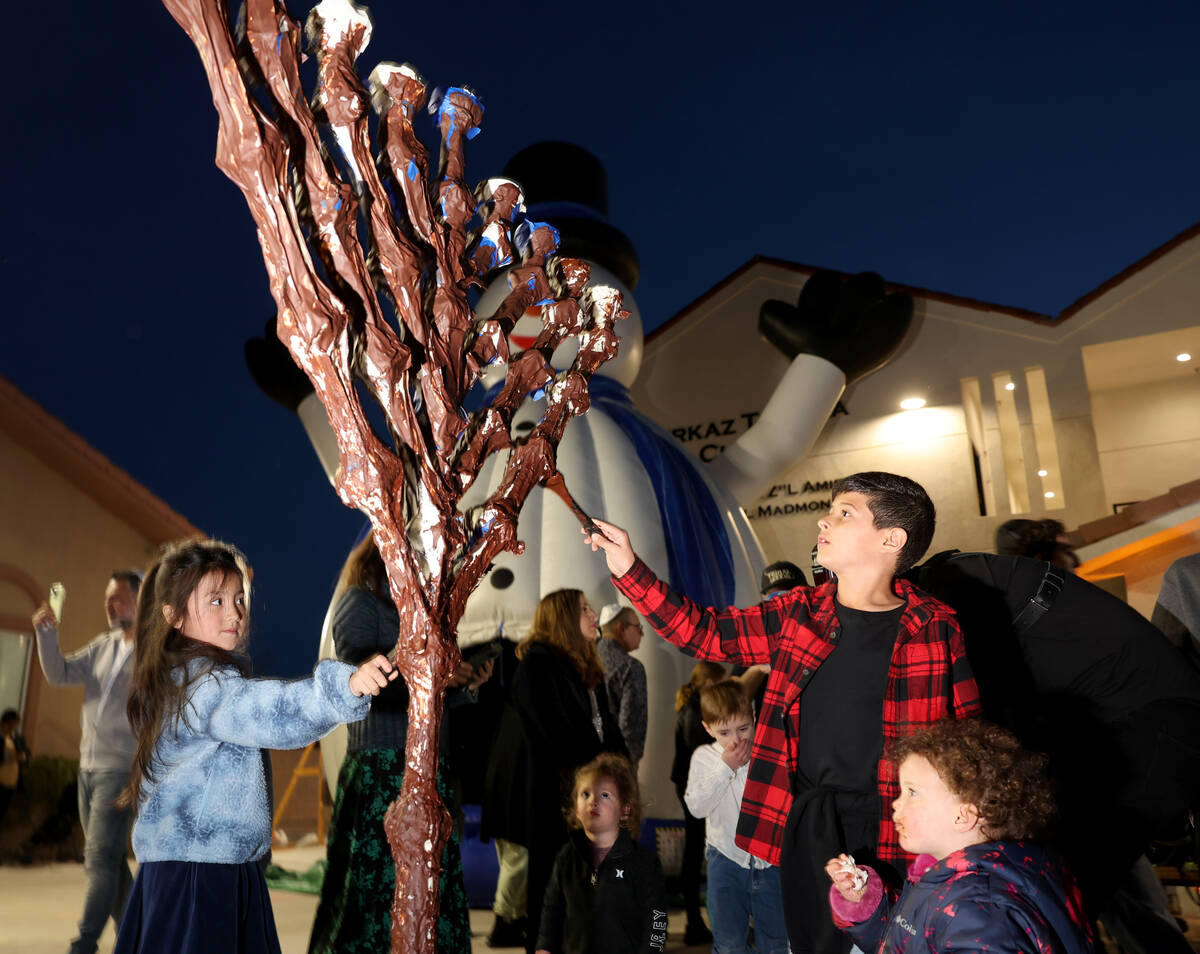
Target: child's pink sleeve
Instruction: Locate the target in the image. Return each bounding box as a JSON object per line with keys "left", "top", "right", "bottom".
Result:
{"left": 829, "top": 867, "right": 884, "bottom": 928}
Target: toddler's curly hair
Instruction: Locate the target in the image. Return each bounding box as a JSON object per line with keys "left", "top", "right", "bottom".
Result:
{"left": 566, "top": 752, "right": 643, "bottom": 836}
{"left": 894, "top": 719, "right": 1055, "bottom": 841}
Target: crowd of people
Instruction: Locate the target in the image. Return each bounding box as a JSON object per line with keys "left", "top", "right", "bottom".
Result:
{"left": 13, "top": 469, "right": 1200, "bottom": 954}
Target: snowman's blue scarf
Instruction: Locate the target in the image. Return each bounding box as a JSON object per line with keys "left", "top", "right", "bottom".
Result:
{"left": 472, "top": 375, "right": 736, "bottom": 608}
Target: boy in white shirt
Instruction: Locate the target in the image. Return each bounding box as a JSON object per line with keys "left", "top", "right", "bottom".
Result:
{"left": 685, "top": 680, "right": 788, "bottom": 954}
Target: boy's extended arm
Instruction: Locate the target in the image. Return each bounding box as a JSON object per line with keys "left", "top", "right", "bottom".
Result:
{"left": 189, "top": 661, "right": 370, "bottom": 749}
{"left": 683, "top": 744, "right": 735, "bottom": 818}
{"left": 611, "top": 557, "right": 784, "bottom": 667}
{"left": 585, "top": 518, "right": 780, "bottom": 666}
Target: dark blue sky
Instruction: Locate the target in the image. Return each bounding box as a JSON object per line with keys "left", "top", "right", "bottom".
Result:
{"left": 5, "top": 0, "right": 1198, "bottom": 675}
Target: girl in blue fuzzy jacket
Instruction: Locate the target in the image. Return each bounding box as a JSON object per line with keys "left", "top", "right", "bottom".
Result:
{"left": 826, "top": 719, "right": 1094, "bottom": 954}
{"left": 111, "top": 538, "right": 397, "bottom": 954}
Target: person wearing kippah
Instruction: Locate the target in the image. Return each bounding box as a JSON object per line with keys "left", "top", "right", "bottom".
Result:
{"left": 595, "top": 604, "right": 648, "bottom": 765}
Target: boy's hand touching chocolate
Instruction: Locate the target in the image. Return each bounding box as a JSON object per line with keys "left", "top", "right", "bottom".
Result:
{"left": 721, "top": 735, "right": 752, "bottom": 770}
{"left": 581, "top": 517, "right": 635, "bottom": 577}
{"left": 825, "top": 853, "right": 869, "bottom": 903}
{"left": 349, "top": 654, "right": 400, "bottom": 697}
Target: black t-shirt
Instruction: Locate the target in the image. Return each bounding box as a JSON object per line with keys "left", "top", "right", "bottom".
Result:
{"left": 796, "top": 600, "right": 905, "bottom": 793}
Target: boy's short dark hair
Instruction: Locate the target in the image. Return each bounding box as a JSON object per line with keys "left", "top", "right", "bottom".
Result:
{"left": 831, "top": 472, "right": 935, "bottom": 573}
{"left": 700, "top": 679, "right": 753, "bottom": 725}
{"left": 1, "top": 709, "right": 18, "bottom": 726}
{"left": 894, "top": 719, "right": 1055, "bottom": 842}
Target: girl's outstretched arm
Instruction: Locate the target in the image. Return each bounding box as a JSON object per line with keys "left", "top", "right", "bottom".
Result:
{"left": 189, "top": 660, "right": 371, "bottom": 750}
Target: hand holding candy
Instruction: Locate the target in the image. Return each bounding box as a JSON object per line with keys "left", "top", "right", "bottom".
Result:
{"left": 825, "top": 853, "right": 869, "bottom": 903}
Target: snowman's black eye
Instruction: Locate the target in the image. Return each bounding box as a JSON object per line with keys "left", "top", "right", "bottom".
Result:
{"left": 490, "top": 567, "right": 515, "bottom": 589}
{"left": 514, "top": 421, "right": 534, "bottom": 434}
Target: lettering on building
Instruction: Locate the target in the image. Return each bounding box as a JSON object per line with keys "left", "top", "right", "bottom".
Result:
{"left": 669, "top": 404, "right": 848, "bottom": 463}
{"left": 753, "top": 499, "right": 831, "bottom": 519}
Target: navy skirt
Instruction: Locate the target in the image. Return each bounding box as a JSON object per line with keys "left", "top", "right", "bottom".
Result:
{"left": 114, "top": 859, "right": 281, "bottom": 954}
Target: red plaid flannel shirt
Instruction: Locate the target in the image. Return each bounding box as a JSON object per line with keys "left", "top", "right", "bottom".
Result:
{"left": 614, "top": 557, "right": 980, "bottom": 867}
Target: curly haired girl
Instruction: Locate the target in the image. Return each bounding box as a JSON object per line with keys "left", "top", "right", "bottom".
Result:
{"left": 536, "top": 753, "right": 667, "bottom": 954}
{"left": 825, "top": 718, "right": 1094, "bottom": 953}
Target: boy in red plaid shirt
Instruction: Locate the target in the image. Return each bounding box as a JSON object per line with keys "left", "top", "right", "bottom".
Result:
{"left": 584, "top": 472, "right": 980, "bottom": 954}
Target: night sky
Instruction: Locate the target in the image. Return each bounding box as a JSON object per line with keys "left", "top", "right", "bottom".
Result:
{"left": 5, "top": 0, "right": 1198, "bottom": 676}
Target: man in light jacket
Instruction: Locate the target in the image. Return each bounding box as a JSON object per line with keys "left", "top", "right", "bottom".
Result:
{"left": 35, "top": 570, "right": 142, "bottom": 954}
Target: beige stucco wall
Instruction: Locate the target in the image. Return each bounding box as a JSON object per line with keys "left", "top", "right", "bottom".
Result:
{"left": 631, "top": 233, "right": 1200, "bottom": 576}
{"left": 0, "top": 429, "right": 162, "bottom": 758}
{"left": 1089, "top": 376, "right": 1200, "bottom": 508}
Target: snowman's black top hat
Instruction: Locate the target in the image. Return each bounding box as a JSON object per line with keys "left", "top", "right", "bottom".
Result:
{"left": 502, "top": 141, "right": 640, "bottom": 290}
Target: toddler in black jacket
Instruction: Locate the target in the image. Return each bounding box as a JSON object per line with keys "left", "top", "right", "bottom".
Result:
{"left": 536, "top": 753, "right": 668, "bottom": 954}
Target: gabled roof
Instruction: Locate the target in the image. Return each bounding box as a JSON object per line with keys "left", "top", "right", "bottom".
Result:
{"left": 647, "top": 220, "right": 1200, "bottom": 343}
{"left": 0, "top": 374, "right": 201, "bottom": 543}
{"left": 1058, "top": 220, "right": 1200, "bottom": 320}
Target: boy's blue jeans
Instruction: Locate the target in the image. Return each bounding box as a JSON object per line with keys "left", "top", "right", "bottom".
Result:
{"left": 705, "top": 845, "right": 789, "bottom": 954}
{"left": 70, "top": 769, "right": 133, "bottom": 954}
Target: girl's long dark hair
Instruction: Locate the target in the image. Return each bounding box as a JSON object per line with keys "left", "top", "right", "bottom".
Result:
{"left": 124, "top": 538, "right": 252, "bottom": 807}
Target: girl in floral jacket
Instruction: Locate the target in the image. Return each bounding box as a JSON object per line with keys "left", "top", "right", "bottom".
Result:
{"left": 826, "top": 719, "right": 1093, "bottom": 953}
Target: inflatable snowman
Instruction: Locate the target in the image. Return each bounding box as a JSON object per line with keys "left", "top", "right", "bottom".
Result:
{"left": 245, "top": 141, "right": 911, "bottom": 816}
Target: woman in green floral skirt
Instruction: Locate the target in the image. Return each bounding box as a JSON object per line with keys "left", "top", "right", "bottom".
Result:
{"left": 308, "top": 533, "right": 490, "bottom": 954}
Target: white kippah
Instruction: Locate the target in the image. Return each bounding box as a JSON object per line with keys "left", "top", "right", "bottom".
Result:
{"left": 598, "top": 603, "right": 625, "bottom": 628}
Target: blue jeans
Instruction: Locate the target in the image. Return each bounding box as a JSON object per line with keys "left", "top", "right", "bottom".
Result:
{"left": 706, "top": 846, "right": 789, "bottom": 954}
{"left": 71, "top": 770, "right": 133, "bottom": 954}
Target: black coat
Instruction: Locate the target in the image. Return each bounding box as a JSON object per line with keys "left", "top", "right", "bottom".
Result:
{"left": 909, "top": 550, "right": 1200, "bottom": 901}
{"left": 670, "top": 694, "right": 707, "bottom": 792}
{"left": 537, "top": 828, "right": 668, "bottom": 954}
{"left": 480, "top": 701, "right": 529, "bottom": 844}
{"left": 512, "top": 643, "right": 628, "bottom": 810}
{"left": 513, "top": 642, "right": 628, "bottom": 954}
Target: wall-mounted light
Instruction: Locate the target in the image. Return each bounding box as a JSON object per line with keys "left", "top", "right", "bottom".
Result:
{"left": 1037, "top": 469, "right": 1048, "bottom": 477}
{"left": 899, "top": 397, "right": 926, "bottom": 410}
{"left": 1004, "top": 382, "right": 1016, "bottom": 392}
{"left": 1044, "top": 491, "right": 1055, "bottom": 499}
{"left": 1178, "top": 353, "right": 1193, "bottom": 362}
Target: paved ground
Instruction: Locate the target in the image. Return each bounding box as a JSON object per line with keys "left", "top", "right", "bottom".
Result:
{"left": 0, "top": 845, "right": 712, "bottom": 954}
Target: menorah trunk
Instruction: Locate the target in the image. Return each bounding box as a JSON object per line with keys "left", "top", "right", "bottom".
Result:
{"left": 385, "top": 661, "right": 451, "bottom": 953}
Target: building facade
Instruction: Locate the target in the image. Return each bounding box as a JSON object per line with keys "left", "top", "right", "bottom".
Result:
{"left": 632, "top": 223, "right": 1200, "bottom": 616}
